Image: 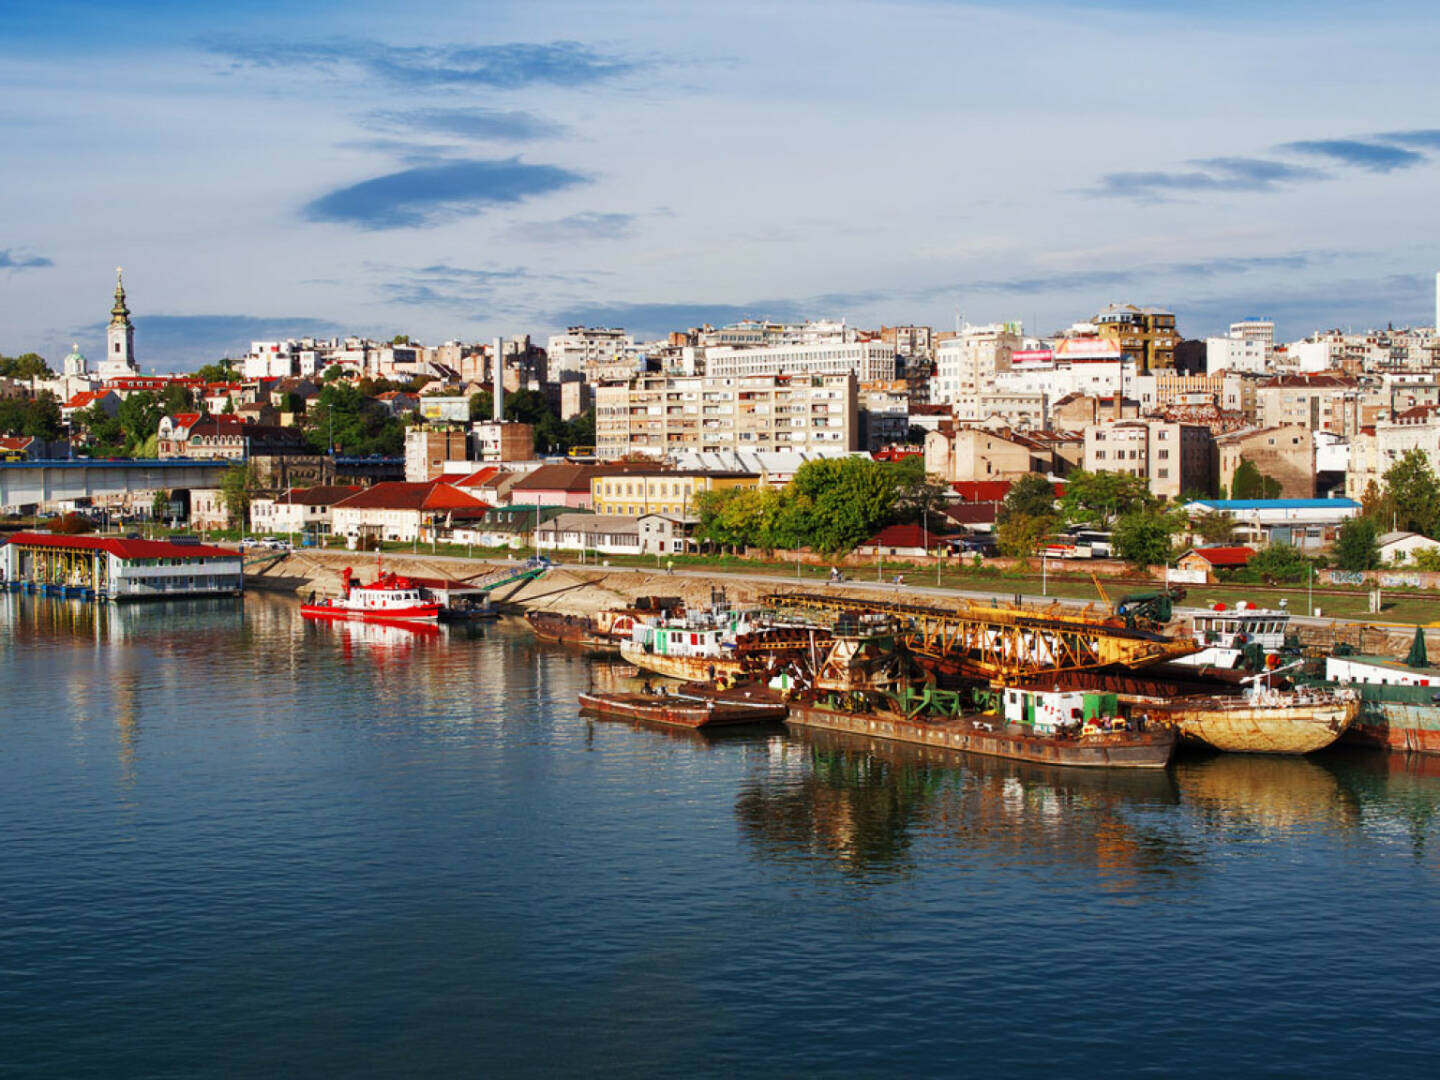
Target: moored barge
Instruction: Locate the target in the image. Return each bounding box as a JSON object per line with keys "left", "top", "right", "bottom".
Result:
{"left": 785, "top": 699, "right": 1177, "bottom": 769}
{"left": 579, "top": 689, "right": 787, "bottom": 728}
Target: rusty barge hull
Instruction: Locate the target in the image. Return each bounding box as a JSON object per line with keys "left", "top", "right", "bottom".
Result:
{"left": 525, "top": 611, "right": 620, "bottom": 650}
{"left": 785, "top": 703, "right": 1177, "bottom": 769}
{"left": 1156, "top": 700, "right": 1357, "bottom": 755}
{"left": 579, "top": 691, "right": 782, "bottom": 728}
{"left": 1343, "top": 698, "right": 1440, "bottom": 755}
{"left": 618, "top": 640, "right": 745, "bottom": 681}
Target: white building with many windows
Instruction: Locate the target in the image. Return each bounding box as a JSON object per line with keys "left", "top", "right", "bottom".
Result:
{"left": 594, "top": 373, "right": 858, "bottom": 460}
{"left": 702, "top": 341, "right": 895, "bottom": 381}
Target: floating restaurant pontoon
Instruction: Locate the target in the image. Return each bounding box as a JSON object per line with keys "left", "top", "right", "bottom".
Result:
{"left": 0, "top": 532, "right": 243, "bottom": 601}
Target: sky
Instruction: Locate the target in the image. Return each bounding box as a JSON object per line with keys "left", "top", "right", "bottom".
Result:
{"left": 2, "top": 0, "right": 1440, "bottom": 371}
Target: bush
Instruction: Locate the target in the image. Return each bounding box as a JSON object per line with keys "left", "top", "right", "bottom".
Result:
{"left": 45, "top": 512, "right": 95, "bottom": 535}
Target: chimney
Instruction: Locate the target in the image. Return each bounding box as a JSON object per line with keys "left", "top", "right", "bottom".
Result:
{"left": 492, "top": 337, "right": 505, "bottom": 422}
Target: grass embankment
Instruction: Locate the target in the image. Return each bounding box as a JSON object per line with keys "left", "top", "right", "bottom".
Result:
{"left": 192, "top": 526, "right": 1438, "bottom": 627}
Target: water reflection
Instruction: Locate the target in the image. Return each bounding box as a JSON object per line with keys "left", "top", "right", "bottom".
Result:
{"left": 737, "top": 728, "right": 1187, "bottom": 883}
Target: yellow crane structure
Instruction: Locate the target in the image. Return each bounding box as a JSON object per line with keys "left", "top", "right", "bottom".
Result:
{"left": 761, "top": 591, "right": 1198, "bottom": 681}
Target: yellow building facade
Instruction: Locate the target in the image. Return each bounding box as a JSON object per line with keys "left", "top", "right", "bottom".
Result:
{"left": 590, "top": 471, "right": 758, "bottom": 517}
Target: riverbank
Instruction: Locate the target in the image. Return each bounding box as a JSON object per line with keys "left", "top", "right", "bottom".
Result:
{"left": 243, "top": 549, "right": 1433, "bottom": 658}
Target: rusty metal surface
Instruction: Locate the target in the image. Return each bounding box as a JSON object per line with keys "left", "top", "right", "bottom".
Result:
{"left": 763, "top": 590, "right": 1198, "bottom": 680}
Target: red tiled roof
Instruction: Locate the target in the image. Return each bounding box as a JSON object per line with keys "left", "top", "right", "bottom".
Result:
{"left": 333, "top": 481, "right": 489, "bottom": 512}
{"left": 510, "top": 463, "right": 648, "bottom": 493}
{"left": 951, "top": 480, "right": 1013, "bottom": 502}
{"left": 0, "top": 436, "right": 34, "bottom": 451}
{"left": 863, "top": 523, "right": 949, "bottom": 548}
{"left": 1184, "top": 546, "right": 1256, "bottom": 567}
{"left": 943, "top": 504, "right": 998, "bottom": 526}
{"left": 65, "top": 390, "right": 112, "bottom": 409}
{"left": 2, "top": 532, "right": 238, "bottom": 560}
{"left": 275, "top": 485, "right": 363, "bottom": 506}
{"left": 449, "top": 466, "right": 502, "bottom": 488}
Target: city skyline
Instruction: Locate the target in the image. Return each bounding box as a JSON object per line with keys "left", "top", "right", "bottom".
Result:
{"left": 3, "top": 0, "right": 1440, "bottom": 369}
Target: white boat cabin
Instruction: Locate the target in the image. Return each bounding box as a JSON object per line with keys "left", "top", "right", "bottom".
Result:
{"left": 1176, "top": 602, "right": 1290, "bottom": 668}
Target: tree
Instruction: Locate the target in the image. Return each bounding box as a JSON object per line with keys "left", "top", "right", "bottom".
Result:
{"left": 1231, "top": 458, "right": 1281, "bottom": 500}
{"left": 161, "top": 382, "right": 193, "bottom": 414}
{"left": 116, "top": 391, "right": 163, "bottom": 456}
{"left": 468, "top": 390, "right": 494, "bottom": 422}
{"left": 790, "top": 457, "right": 900, "bottom": 553}
{"left": 1383, "top": 449, "right": 1440, "bottom": 538}
{"left": 76, "top": 403, "right": 125, "bottom": 457}
{"left": 995, "top": 512, "right": 1052, "bottom": 561}
{"left": 1360, "top": 478, "right": 1395, "bottom": 527}
{"left": 304, "top": 382, "right": 404, "bottom": 456}
{"left": 999, "top": 473, "right": 1057, "bottom": 523}
{"left": 152, "top": 489, "right": 171, "bottom": 522}
{"left": 1113, "top": 507, "right": 1185, "bottom": 568}
{"left": 1411, "top": 547, "right": 1440, "bottom": 572}
{"left": 1193, "top": 511, "right": 1237, "bottom": 545}
{"left": 1059, "top": 469, "right": 1152, "bottom": 526}
{"left": 884, "top": 455, "right": 948, "bottom": 522}
{"left": 1243, "top": 543, "right": 1309, "bottom": 584}
{"left": 195, "top": 358, "right": 238, "bottom": 383}
{"left": 221, "top": 463, "right": 259, "bottom": 528}
{"left": 0, "top": 392, "right": 62, "bottom": 441}
{"left": 392, "top": 334, "right": 411, "bottom": 345}
{"left": 1335, "top": 517, "right": 1381, "bottom": 571}
{"left": 0, "top": 352, "right": 53, "bottom": 379}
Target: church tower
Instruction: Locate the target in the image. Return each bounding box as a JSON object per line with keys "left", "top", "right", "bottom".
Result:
{"left": 103, "top": 267, "right": 138, "bottom": 377}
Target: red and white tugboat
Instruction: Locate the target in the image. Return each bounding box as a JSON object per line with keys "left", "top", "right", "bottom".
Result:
{"left": 301, "top": 562, "right": 442, "bottom": 625}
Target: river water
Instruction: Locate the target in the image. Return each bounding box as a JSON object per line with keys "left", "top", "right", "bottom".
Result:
{"left": 3, "top": 592, "right": 1440, "bottom": 1078}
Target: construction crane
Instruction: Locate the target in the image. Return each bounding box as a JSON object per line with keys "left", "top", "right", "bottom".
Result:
{"left": 761, "top": 592, "right": 1198, "bottom": 681}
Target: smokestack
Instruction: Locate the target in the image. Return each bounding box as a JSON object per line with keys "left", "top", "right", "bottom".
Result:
{"left": 492, "top": 337, "right": 504, "bottom": 422}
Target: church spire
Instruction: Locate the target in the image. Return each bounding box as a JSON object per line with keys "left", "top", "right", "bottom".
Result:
{"left": 110, "top": 266, "right": 131, "bottom": 327}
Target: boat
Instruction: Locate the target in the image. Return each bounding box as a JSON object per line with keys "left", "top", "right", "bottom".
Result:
{"left": 1174, "top": 601, "right": 1292, "bottom": 670}
{"left": 1326, "top": 637, "right": 1440, "bottom": 754}
{"left": 579, "top": 688, "right": 787, "bottom": 728}
{"left": 526, "top": 595, "right": 683, "bottom": 650}
{"left": 1151, "top": 680, "right": 1358, "bottom": 754}
{"left": 785, "top": 687, "right": 1177, "bottom": 770}
{"left": 300, "top": 565, "right": 442, "bottom": 624}
{"left": 621, "top": 588, "right": 828, "bottom": 682}
{"left": 527, "top": 610, "right": 620, "bottom": 650}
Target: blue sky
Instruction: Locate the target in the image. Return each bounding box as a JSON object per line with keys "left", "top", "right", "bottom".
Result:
{"left": 2, "top": 0, "right": 1439, "bottom": 370}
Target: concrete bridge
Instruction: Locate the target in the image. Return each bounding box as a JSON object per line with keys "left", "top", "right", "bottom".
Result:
{"left": 0, "top": 459, "right": 233, "bottom": 511}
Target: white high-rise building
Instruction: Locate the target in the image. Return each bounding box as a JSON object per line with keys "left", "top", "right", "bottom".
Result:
{"left": 933, "top": 322, "right": 1023, "bottom": 405}
{"left": 1228, "top": 319, "right": 1275, "bottom": 364}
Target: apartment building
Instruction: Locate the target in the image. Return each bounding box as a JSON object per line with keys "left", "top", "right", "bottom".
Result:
{"left": 932, "top": 323, "right": 1022, "bottom": 405}
{"left": 590, "top": 470, "right": 758, "bottom": 517}
{"left": 1215, "top": 426, "right": 1314, "bottom": 499}
{"left": 702, "top": 341, "right": 895, "bottom": 381}
{"left": 1093, "top": 304, "right": 1177, "bottom": 372}
{"left": 1254, "top": 374, "right": 1358, "bottom": 434}
{"left": 547, "top": 326, "right": 634, "bottom": 378}
{"left": 404, "top": 426, "right": 469, "bottom": 482}
{"left": 594, "top": 373, "right": 858, "bottom": 460}
{"left": 1083, "top": 419, "right": 1214, "bottom": 499}
{"left": 1346, "top": 406, "right": 1440, "bottom": 499}
{"left": 880, "top": 325, "right": 933, "bottom": 359}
